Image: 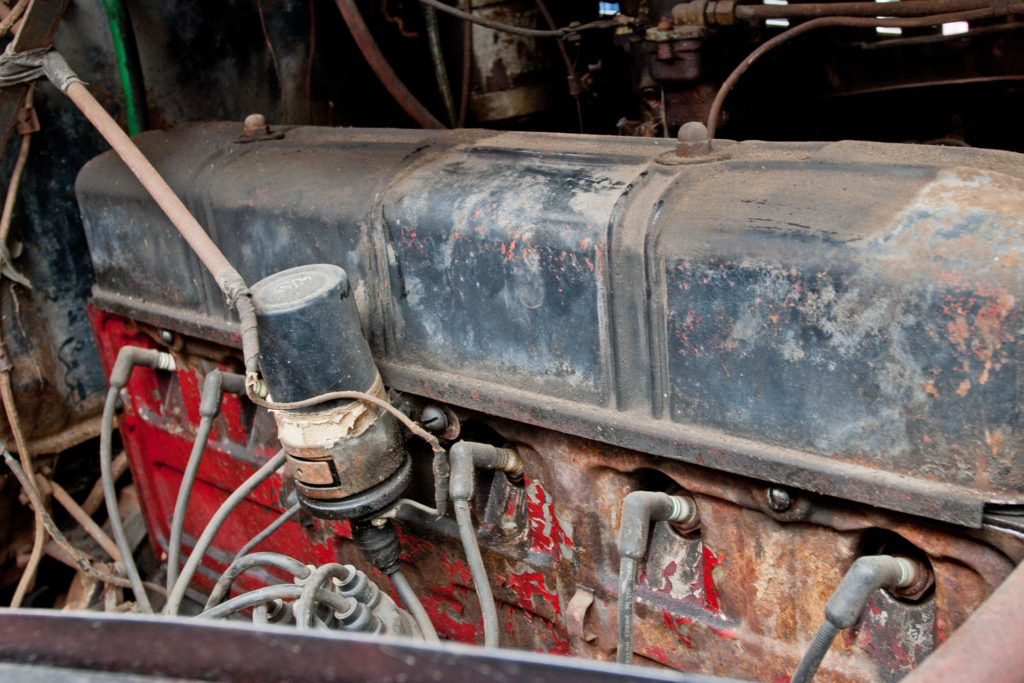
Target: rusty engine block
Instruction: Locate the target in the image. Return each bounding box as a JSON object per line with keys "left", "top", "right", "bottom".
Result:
{"left": 74, "top": 123, "right": 1024, "bottom": 681}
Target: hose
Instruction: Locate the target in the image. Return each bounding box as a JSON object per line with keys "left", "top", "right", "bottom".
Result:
{"left": 232, "top": 502, "right": 302, "bottom": 560}
{"left": 205, "top": 551, "right": 311, "bottom": 609}
{"left": 390, "top": 568, "right": 440, "bottom": 642}
{"left": 616, "top": 556, "right": 638, "bottom": 664}
{"left": 453, "top": 499, "right": 499, "bottom": 647}
{"left": 166, "top": 414, "right": 213, "bottom": 592}
{"left": 99, "top": 0, "right": 147, "bottom": 135}
{"left": 705, "top": 5, "right": 1024, "bottom": 138}
{"left": 164, "top": 449, "right": 288, "bottom": 615}
{"left": 333, "top": 0, "right": 446, "bottom": 129}
{"left": 791, "top": 555, "right": 920, "bottom": 683}
{"left": 198, "top": 583, "right": 352, "bottom": 621}
{"left": 100, "top": 384, "right": 154, "bottom": 613}
{"left": 615, "top": 491, "right": 699, "bottom": 664}
{"left": 296, "top": 563, "right": 352, "bottom": 629}
{"left": 791, "top": 621, "right": 841, "bottom": 683}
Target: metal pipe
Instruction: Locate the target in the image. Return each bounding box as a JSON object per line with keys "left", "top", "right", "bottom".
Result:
{"left": 733, "top": 0, "right": 992, "bottom": 20}
{"left": 41, "top": 51, "right": 261, "bottom": 378}
{"left": 705, "top": 5, "right": 1024, "bottom": 138}
{"left": 334, "top": 0, "right": 446, "bottom": 129}
{"left": 48, "top": 478, "right": 122, "bottom": 564}
{"left": 3, "top": 452, "right": 163, "bottom": 597}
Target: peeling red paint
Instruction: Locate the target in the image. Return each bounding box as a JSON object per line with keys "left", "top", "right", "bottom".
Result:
{"left": 702, "top": 545, "right": 723, "bottom": 611}
{"left": 526, "top": 478, "right": 575, "bottom": 556}
{"left": 662, "top": 611, "right": 694, "bottom": 648}
{"left": 504, "top": 570, "right": 562, "bottom": 617}
{"left": 441, "top": 555, "right": 473, "bottom": 585}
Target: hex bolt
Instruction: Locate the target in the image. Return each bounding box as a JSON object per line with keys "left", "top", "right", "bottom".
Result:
{"left": 766, "top": 486, "right": 792, "bottom": 512}
{"left": 243, "top": 113, "right": 270, "bottom": 139}
{"left": 676, "top": 120, "right": 712, "bottom": 157}
{"left": 420, "top": 405, "right": 449, "bottom": 433}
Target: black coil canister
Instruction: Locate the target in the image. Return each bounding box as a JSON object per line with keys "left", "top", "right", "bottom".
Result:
{"left": 251, "top": 264, "right": 378, "bottom": 403}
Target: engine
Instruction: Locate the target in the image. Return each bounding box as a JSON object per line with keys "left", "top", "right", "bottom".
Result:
{"left": 74, "top": 124, "right": 1024, "bottom": 680}
{"left": 0, "top": 1, "right": 1022, "bottom": 681}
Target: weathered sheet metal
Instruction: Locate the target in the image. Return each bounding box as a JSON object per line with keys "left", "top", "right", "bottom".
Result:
{"left": 76, "top": 125, "right": 1024, "bottom": 525}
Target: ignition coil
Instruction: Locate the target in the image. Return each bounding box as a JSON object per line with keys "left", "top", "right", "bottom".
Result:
{"left": 251, "top": 264, "right": 411, "bottom": 521}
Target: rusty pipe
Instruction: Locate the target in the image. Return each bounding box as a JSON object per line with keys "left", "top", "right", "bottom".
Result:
{"left": 705, "top": 5, "right": 1024, "bottom": 139}
{"left": 334, "top": 0, "right": 446, "bottom": 130}
{"left": 41, "top": 51, "right": 261, "bottom": 378}
{"left": 48, "top": 478, "right": 122, "bottom": 564}
{"left": 731, "top": 0, "right": 994, "bottom": 21}
{"left": 904, "top": 559, "right": 1024, "bottom": 683}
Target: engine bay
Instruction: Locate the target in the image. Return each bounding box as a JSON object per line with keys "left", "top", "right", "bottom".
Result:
{"left": 0, "top": 2, "right": 1023, "bottom": 681}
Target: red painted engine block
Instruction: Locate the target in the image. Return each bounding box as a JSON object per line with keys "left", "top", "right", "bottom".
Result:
{"left": 90, "top": 308, "right": 1013, "bottom": 682}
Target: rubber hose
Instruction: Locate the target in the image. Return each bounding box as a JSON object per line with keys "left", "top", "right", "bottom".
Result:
{"left": 166, "top": 414, "right": 213, "bottom": 592}
{"left": 454, "top": 499, "right": 498, "bottom": 647}
{"left": 165, "top": 450, "right": 287, "bottom": 614}
{"left": 390, "top": 568, "right": 440, "bottom": 642}
{"left": 101, "top": 386, "right": 153, "bottom": 613}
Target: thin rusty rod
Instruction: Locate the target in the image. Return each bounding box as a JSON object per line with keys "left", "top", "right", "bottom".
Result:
{"left": 48, "top": 477, "right": 123, "bottom": 563}
{"left": 0, "top": 132, "right": 31, "bottom": 247}
{"left": 81, "top": 451, "right": 128, "bottom": 518}
{"left": 1, "top": 362, "right": 44, "bottom": 607}
{"left": 10, "top": 521, "right": 44, "bottom": 607}
{"left": 705, "top": 6, "right": 1023, "bottom": 138}
{"left": 41, "top": 542, "right": 168, "bottom": 598}
{"left": 0, "top": 0, "right": 29, "bottom": 37}
{"left": 4, "top": 452, "right": 167, "bottom": 598}
{"left": 334, "top": 0, "right": 446, "bottom": 129}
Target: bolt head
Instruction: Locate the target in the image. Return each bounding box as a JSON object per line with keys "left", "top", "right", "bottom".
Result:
{"left": 420, "top": 405, "right": 449, "bottom": 433}
{"left": 676, "top": 121, "right": 712, "bottom": 157}
{"left": 243, "top": 113, "right": 270, "bottom": 138}
{"left": 160, "top": 330, "right": 175, "bottom": 344}
{"left": 766, "top": 487, "right": 792, "bottom": 512}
